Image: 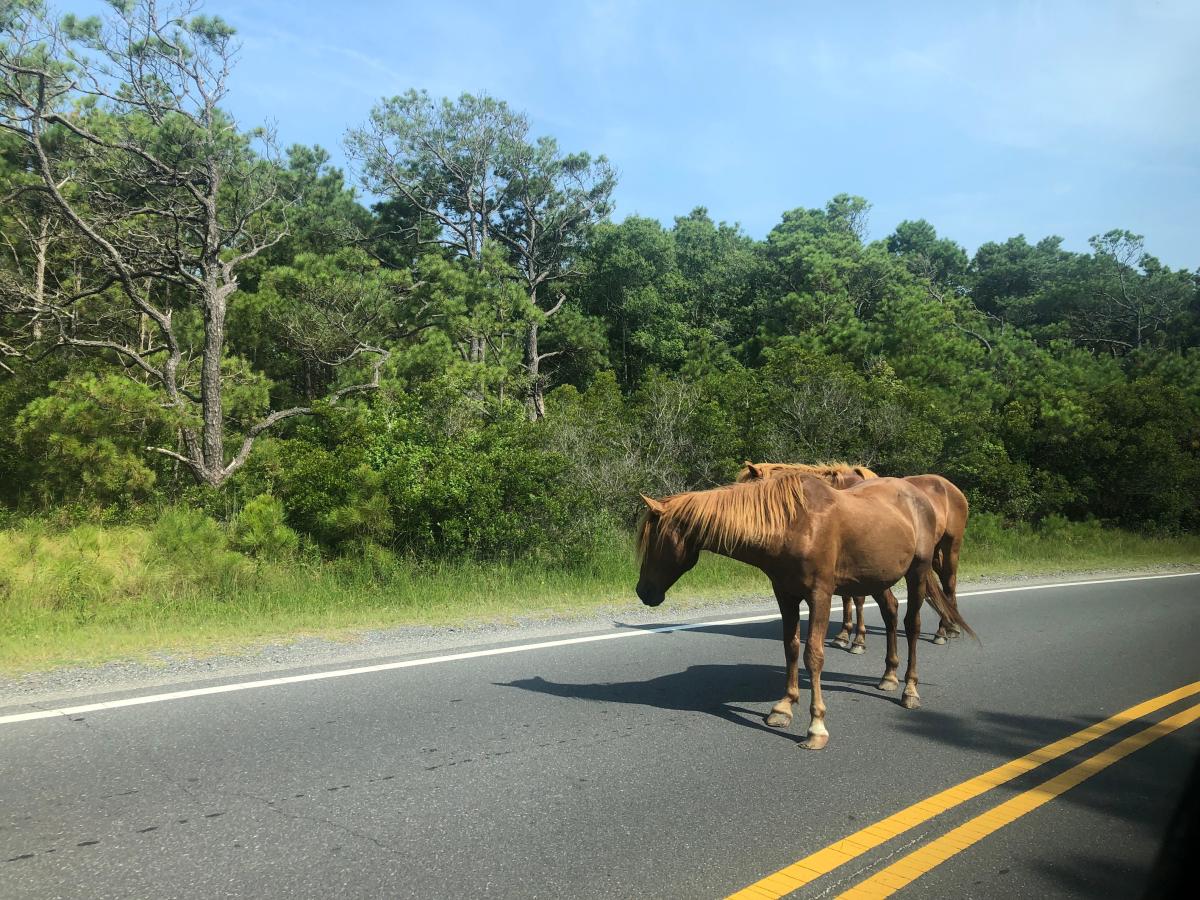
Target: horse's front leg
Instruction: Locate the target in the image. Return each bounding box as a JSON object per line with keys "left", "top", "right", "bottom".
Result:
{"left": 800, "top": 589, "right": 833, "bottom": 750}
{"left": 832, "top": 595, "right": 853, "bottom": 649}
{"left": 766, "top": 595, "right": 801, "bottom": 728}
{"left": 850, "top": 596, "right": 867, "bottom": 654}
{"left": 901, "top": 573, "right": 925, "bottom": 709}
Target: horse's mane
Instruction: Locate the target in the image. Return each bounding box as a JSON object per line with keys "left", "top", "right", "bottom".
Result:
{"left": 638, "top": 475, "right": 811, "bottom": 559}
{"left": 736, "top": 460, "right": 879, "bottom": 483}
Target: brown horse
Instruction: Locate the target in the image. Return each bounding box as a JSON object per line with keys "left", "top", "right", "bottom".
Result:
{"left": 739, "top": 462, "right": 970, "bottom": 647}
{"left": 636, "top": 474, "right": 974, "bottom": 750}
{"left": 738, "top": 462, "right": 880, "bottom": 653}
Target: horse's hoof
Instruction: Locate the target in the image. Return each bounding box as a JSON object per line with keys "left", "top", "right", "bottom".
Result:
{"left": 902, "top": 693, "right": 921, "bottom": 710}
{"left": 932, "top": 635, "right": 947, "bottom": 645}
{"left": 850, "top": 644, "right": 866, "bottom": 655}
{"left": 800, "top": 732, "right": 829, "bottom": 751}
{"left": 831, "top": 637, "right": 850, "bottom": 649}
{"left": 765, "top": 711, "right": 793, "bottom": 728}
{"left": 877, "top": 677, "right": 899, "bottom": 692}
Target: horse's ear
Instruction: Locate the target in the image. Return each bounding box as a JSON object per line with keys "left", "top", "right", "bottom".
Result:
{"left": 640, "top": 493, "right": 666, "bottom": 514}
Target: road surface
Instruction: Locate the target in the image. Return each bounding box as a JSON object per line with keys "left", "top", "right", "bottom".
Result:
{"left": 2, "top": 573, "right": 1199, "bottom": 898}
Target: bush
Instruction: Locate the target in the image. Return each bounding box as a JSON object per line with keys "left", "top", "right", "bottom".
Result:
{"left": 14, "top": 373, "right": 168, "bottom": 506}
{"left": 148, "top": 507, "right": 247, "bottom": 590}
{"left": 232, "top": 494, "right": 300, "bottom": 559}
{"left": 373, "top": 418, "right": 595, "bottom": 561}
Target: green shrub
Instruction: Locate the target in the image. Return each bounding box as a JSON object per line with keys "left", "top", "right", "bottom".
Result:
{"left": 232, "top": 494, "right": 300, "bottom": 559}
{"left": 13, "top": 373, "right": 168, "bottom": 506}
{"left": 148, "top": 507, "right": 247, "bottom": 590}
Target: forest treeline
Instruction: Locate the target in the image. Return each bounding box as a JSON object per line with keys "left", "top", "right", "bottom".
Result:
{"left": 2, "top": 1, "right": 1199, "bottom": 566}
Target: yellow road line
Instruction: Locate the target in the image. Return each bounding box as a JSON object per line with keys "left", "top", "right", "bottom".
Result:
{"left": 726, "top": 680, "right": 1200, "bottom": 900}
{"left": 838, "top": 700, "right": 1200, "bottom": 898}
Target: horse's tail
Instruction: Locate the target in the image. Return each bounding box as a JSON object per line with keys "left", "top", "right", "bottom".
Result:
{"left": 922, "top": 571, "right": 978, "bottom": 643}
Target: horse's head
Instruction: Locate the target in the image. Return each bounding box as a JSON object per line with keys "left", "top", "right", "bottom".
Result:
{"left": 635, "top": 493, "right": 699, "bottom": 607}
{"left": 828, "top": 469, "right": 865, "bottom": 489}
{"left": 736, "top": 461, "right": 760, "bottom": 482}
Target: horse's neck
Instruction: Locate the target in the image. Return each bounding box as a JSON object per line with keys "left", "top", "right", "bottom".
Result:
{"left": 669, "top": 479, "right": 811, "bottom": 569}
{"left": 690, "top": 518, "right": 786, "bottom": 570}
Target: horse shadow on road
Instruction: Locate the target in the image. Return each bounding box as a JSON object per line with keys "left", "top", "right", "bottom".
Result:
{"left": 609, "top": 620, "right": 781, "bottom": 641}
{"left": 609, "top": 618, "right": 949, "bottom": 647}
{"left": 497, "top": 663, "right": 891, "bottom": 743}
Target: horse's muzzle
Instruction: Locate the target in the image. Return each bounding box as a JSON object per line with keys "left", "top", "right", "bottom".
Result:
{"left": 636, "top": 584, "right": 664, "bottom": 607}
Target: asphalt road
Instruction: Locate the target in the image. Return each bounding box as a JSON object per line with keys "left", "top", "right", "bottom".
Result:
{"left": 3, "top": 573, "right": 1199, "bottom": 899}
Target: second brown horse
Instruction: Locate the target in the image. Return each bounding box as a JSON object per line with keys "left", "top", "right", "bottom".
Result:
{"left": 738, "top": 462, "right": 970, "bottom": 649}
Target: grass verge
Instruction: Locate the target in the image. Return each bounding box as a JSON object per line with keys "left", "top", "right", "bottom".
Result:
{"left": 2, "top": 512, "right": 1197, "bottom": 674}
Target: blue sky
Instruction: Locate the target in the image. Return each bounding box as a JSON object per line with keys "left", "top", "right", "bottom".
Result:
{"left": 114, "top": 1, "right": 1200, "bottom": 267}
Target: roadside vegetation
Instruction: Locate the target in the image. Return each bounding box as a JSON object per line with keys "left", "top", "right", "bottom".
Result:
{"left": 3, "top": 510, "right": 1197, "bottom": 672}
{"left": 1, "top": 3, "right": 1197, "bottom": 672}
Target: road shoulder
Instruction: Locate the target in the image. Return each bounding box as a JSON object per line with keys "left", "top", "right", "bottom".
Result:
{"left": 3, "top": 565, "right": 1196, "bottom": 711}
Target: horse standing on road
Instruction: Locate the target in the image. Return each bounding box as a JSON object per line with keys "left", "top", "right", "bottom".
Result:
{"left": 636, "top": 474, "right": 974, "bottom": 750}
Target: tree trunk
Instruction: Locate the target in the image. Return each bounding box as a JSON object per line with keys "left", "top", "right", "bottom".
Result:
{"left": 31, "top": 221, "right": 48, "bottom": 341}
{"left": 524, "top": 319, "right": 544, "bottom": 421}
{"left": 198, "top": 273, "right": 229, "bottom": 484}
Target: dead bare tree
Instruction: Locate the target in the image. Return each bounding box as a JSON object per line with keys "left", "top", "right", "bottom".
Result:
{"left": 496, "top": 139, "right": 615, "bottom": 420}
{"left": 1078, "top": 230, "right": 1191, "bottom": 354}
{"left": 0, "top": 0, "right": 393, "bottom": 486}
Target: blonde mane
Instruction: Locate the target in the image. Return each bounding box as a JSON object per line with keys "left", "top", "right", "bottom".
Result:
{"left": 638, "top": 475, "right": 811, "bottom": 559}
{"left": 736, "top": 460, "right": 879, "bottom": 483}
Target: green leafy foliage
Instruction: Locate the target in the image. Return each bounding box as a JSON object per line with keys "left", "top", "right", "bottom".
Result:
{"left": 14, "top": 373, "right": 167, "bottom": 505}
{"left": 147, "top": 507, "right": 246, "bottom": 590}
{"left": 231, "top": 494, "right": 300, "bottom": 559}
{"left": 0, "top": 38, "right": 1197, "bottom": 570}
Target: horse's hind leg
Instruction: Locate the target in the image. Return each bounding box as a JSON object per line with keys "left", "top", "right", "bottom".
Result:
{"left": 832, "top": 596, "right": 853, "bottom": 649}
{"left": 766, "top": 594, "right": 801, "bottom": 728}
{"left": 800, "top": 589, "right": 833, "bottom": 750}
{"left": 901, "top": 573, "right": 924, "bottom": 709}
{"left": 875, "top": 589, "right": 900, "bottom": 692}
{"left": 931, "top": 545, "right": 948, "bottom": 643}
{"left": 931, "top": 543, "right": 954, "bottom": 643}
{"left": 933, "top": 537, "right": 963, "bottom": 643}
{"left": 850, "top": 596, "right": 867, "bottom": 654}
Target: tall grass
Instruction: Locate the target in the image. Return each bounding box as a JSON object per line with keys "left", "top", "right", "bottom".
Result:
{"left": 1, "top": 510, "right": 1196, "bottom": 673}
{"left": 960, "top": 513, "right": 1200, "bottom": 575}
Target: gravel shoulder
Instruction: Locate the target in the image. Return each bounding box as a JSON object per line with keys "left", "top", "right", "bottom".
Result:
{"left": 3, "top": 564, "right": 1196, "bottom": 710}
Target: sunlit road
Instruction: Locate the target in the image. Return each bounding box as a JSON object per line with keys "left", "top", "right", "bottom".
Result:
{"left": 3, "top": 573, "right": 1198, "bottom": 899}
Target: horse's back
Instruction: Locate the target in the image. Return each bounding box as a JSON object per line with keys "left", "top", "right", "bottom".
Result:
{"left": 834, "top": 478, "right": 938, "bottom": 545}
{"left": 820, "top": 479, "right": 937, "bottom": 591}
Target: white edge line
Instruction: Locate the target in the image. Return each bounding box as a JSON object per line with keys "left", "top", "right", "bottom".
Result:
{"left": 2, "top": 571, "right": 1196, "bottom": 727}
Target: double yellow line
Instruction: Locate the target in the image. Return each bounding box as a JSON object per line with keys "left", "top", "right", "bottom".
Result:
{"left": 729, "top": 681, "right": 1200, "bottom": 899}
